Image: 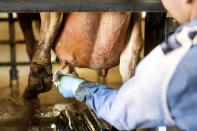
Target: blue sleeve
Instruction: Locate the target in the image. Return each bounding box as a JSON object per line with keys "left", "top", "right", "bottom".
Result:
{"left": 167, "top": 45, "right": 197, "bottom": 130}
{"left": 75, "top": 46, "right": 175, "bottom": 130}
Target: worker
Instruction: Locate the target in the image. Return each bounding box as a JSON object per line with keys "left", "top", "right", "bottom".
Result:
{"left": 53, "top": 0, "right": 197, "bottom": 130}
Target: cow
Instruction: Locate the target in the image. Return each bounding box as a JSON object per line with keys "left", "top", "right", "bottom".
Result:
{"left": 18, "top": 12, "right": 143, "bottom": 99}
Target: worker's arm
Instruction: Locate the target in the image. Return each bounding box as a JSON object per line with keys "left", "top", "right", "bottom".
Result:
{"left": 73, "top": 25, "right": 197, "bottom": 130}
{"left": 53, "top": 45, "right": 176, "bottom": 130}
{"left": 74, "top": 47, "right": 175, "bottom": 130}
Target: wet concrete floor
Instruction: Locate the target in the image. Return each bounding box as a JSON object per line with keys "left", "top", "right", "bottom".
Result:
{"left": 0, "top": 64, "right": 122, "bottom": 131}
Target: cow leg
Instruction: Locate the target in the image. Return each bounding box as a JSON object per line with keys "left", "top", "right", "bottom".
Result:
{"left": 119, "top": 13, "right": 143, "bottom": 82}
{"left": 18, "top": 13, "right": 37, "bottom": 60}
{"left": 23, "top": 12, "right": 63, "bottom": 99}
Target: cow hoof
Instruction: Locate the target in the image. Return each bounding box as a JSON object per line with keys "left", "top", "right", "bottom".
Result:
{"left": 23, "top": 96, "right": 40, "bottom": 109}
{"left": 24, "top": 62, "right": 52, "bottom": 99}
{"left": 23, "top": 87, "right": 39, "bottom": 99}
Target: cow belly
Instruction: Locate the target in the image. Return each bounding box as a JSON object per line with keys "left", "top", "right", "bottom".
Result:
{"left": 54, "top": 12, "right": 131, "bottom": 69}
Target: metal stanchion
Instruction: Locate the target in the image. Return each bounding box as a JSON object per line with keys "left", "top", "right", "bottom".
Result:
{"left": 8, "top": 13, "right": 19, "bottom": 87}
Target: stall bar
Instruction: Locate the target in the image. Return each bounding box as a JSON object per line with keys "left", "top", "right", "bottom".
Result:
{"left": 0, "top": 0, "right": 165, "bottom": 12}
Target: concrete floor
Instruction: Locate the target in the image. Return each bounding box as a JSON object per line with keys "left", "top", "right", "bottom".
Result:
{"left": 0, "top": 13, "right": 122, "bottom": 130}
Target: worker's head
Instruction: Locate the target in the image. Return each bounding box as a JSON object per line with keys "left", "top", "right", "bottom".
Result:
{"left": 161, "top": 0, "right": 197, "bottom": 24}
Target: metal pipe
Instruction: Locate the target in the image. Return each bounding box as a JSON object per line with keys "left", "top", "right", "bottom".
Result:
{"left": 8, "top": 13, "right": 19, "bottom": 87}
{"left": 0, "top": 0, "right": 165, "bottom": 12}
{"left": 0, "top": 40, "right": 26, "bottom": 44}
{"left": 0, "top": 62, "right": 59, "bottom": 67}
{"left": 0, "top": 18, "right": 17, "bottom": 22}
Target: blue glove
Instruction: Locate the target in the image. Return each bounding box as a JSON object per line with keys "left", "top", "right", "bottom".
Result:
{"left": 53, "top": 70, "right": 85, "bottom": 98}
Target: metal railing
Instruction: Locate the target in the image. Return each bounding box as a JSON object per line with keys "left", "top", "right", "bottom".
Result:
{"left": 0, "top": 0, "right": 165, "bottom": 12}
